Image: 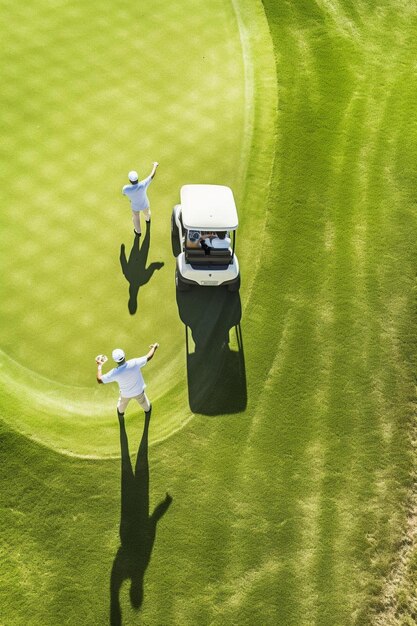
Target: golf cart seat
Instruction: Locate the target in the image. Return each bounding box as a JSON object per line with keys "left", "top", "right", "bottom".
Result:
{"left": 185, "top": 248, "right": 232, "bottom": 266}
{"left": 210, "top": 249, "right": 232, "bottom": 259}
{"left": 185, "top": 248, "right": 205, "bottom": 259}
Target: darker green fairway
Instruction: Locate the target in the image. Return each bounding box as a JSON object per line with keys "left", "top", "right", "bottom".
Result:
{"left": 1, "top": 1, "right": 417, "bottom": 625}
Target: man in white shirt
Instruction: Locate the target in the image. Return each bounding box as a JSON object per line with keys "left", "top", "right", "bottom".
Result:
{"left": 122, "top": 162, "right": 159, "bottom": 236}
{"left": 210, "top": 231, "right": 231, "bottom": 249}
{"left": 199, "top": 231, "right": 231, "bottom": 253}
{"left": 96, "top": 344, "right": 159, "bottom": 418}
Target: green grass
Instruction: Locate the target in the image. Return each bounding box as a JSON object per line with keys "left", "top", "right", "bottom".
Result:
{"left": 0, "top": 0, "right": 276, "bottom": 454}
{"left": 0, "top": 0, "right": 243, "bottom": 397}
{"left": 1, "top": 0, "right": 417, "bottom": 624}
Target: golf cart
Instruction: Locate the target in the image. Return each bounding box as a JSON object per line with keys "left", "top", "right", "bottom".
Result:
{"left": 171, "top": 184, "right": 240, "bottom": 291}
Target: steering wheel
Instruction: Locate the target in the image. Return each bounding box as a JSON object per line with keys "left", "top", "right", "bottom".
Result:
{"left": 188, "top": 230, "right": 201, "bottom": 242}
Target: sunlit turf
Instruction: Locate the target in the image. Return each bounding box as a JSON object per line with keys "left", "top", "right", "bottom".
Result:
{"left": 1, "top": 0, "right": 417, "bottom": 624}
{"left": 0, "top": 0, "right": 247, "bottom": 392}
{"left": 0, "top": 0, "right": 276, "bottom": 452}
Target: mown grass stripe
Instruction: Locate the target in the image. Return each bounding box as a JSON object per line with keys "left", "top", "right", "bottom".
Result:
{"left": 241, "top": 1, "right": 417, "bottom": 624}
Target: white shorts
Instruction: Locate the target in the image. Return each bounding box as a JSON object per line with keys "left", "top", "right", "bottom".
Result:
{"left": 131, "top": 208, "right": 151, "bottom": 232}
{"left": 117, "top": 390, "right": 150, "bottom": 413}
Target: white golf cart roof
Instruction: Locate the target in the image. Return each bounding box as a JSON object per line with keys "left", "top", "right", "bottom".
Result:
{"left": 180, "top": 184, "right": 238, "bottom": 231}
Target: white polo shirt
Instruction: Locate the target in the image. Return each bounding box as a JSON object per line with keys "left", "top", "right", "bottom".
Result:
{"left": 122, "top": 175, "right": 153, "bottom": 212}
{"left": 210, "top": 236, "right": 231, "bottom": 249}
{"left": 101, "top": 357, "right": 147, "bottom": 397}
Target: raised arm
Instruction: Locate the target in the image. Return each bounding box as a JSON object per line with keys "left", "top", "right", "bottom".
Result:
{"left": 96, "top": 356, "right": 108, "bottom": 384}
{"left": 146, "top": 343, "right": 159, "bottom": 362}
{"left": 96, "top": 361, "right": 104, "bottom": 384}
{"left": 149, "top": 161, "right": 159, "bottom": 179}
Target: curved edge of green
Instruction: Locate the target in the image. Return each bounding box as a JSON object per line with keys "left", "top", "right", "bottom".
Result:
{"left": 0, "top": 348, "right": 193, "bottom": 459}
{"left": 231, "top": 0, "right": 279, "bottom": 310}
{"left": 0, "top": 0, "right": 278, "bottom": 458}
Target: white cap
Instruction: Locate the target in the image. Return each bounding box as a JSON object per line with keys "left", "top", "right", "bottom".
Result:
{"left": 112, "top": 348, "right": 125, "bottom": 363}
{"left": 128, "top": 170, "right": 138, "bottom": 183}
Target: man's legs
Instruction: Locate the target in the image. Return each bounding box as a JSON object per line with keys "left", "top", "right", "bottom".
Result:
{"left": 117, "top": 396, "right": 131, "bottom": 418}
{"left": 117, "top": 393, "right": 150, "bottom": 417}
{"left": 143, "top": 207, "right": 151, "bottom": 223}
{"left": 135, "top": 390, "right": 151, "bottom": 413}
{"left": 132, "top": 210, "right": 141, "bottom": 235}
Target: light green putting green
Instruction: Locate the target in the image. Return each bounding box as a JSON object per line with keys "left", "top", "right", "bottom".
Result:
{"left": 0, "top": 0, "right": 276, "bottom": 455}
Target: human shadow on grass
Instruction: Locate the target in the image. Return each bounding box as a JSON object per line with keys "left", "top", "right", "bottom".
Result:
{"left": 176, "top": 286, "right": 247, "bottom": 415}
{"left": 119, "top": 221, "right": 164, "bottom": 315}
{"left": 110, "top": 411, "right": 172, "bottom": 625}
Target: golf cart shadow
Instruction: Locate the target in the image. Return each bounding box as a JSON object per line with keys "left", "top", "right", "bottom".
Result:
{"left": 176, "top": 286, "right": 247, "bottom": 415}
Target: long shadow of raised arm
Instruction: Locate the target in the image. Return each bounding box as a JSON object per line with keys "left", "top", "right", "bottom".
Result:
{"left": 110, "top": 412, "right": 172, "bottom": 625}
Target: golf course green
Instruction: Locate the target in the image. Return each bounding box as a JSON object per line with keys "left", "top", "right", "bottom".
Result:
{"left": 1, "top": 0, "right": 417, "bottom": 624}
{"left": 0, "top": 0, "right": 275, "bottom": 456}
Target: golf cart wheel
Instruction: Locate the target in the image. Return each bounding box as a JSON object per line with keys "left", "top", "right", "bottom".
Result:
{"left": 176, "top": 269, "right": 191, "bottom": 291}
{"left": 227, "top": 275, "right": 240, "bottom": 292}
{"left": 171, "top": 211, "right": 181, "bottom": 257}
